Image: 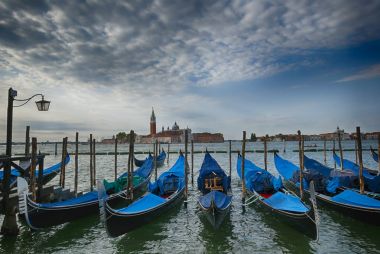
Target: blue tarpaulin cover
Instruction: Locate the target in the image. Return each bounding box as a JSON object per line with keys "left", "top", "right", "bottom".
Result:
{"left": 263, "top": 191, "right": 308, "bottom": 213}
{"left": 303, "top": 155, "right": 332, "bottom": 177}
{"left": 333, "top": 152, "right": 380, "bottom": 193}
{"left": 237, "top": 155, "right": 282, "bottom": 193}
{"left": 197, "top": 152, "right": 230, "bottom": 194}
{"left": 331, "top": 189, "right": 380, "bottom": 209}
{"left": 148, "top": 154, "right": 185, "bottom": 195}
{"left": 274, "top": 153, "right": 299, "bottom": 181}
{"left": 38, "top": 191, "right": 98, "bottom": 208}
{"left": 198, "top": 190, "right": 232, "bottom": 210}
{"left": 117, "top": 193, "right": 166, "bottom": 213}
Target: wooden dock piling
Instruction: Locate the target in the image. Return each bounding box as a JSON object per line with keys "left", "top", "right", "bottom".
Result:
{"left": 30, "top": 137, "right": 37, "bottom": 201}
{"left": 356, "top": 127, "right": 364, "bottom": 194}
{"left": 264, "top": 134, "right": 268, "bottom": 170}
{"left": 167, "top": 143, "right": 170, "bottom": 165}
{"left": 337, "top": 127, "right": 344, "bottom": 170}
{"left": 323, "top": 139, "right": 327, "bottom": 165}
{"left": 355, "top": 137, "right": 358, "bottom": 165}
{"left": 93, "top": 138, "right": 96, "bottom": 186}
{"left": 333, "top": 140, "right": 336, "bottom": 169}
{"left": 242, "top": 131, "right": 246, "bottom": 201}
{"left": 191, "top": 140, "right": 194, "bottom": 186}
{"left": 59, "top": 137, "right": 68, "bottom": 189}
{"left": 297, "top": 130, "right": 304, "bottom": 199}
{"left": 74, "top": 132, "right": 79, "bottom": 196}
{"left": 128, "top": 130, "right": 135, "bottom": 199}
{"left": 55, "top": 142, "right": 58, "bottom": 155}
{"left": 185, "top": 129, "right": 189, "bottom": 205}
{"left": 154, "top": 140, "right": 158, "bottom": 181}
{"left": 25, "top": 126, "right": 30, "bottom": 156}
{"left": 89, "top": 134, "right": 93, "bottom": 191}
{"left": 114, "top": 137, "right": 118, "bottom": 181}
{"left": 229, "top": 140, "right": 232, "bottom": 178}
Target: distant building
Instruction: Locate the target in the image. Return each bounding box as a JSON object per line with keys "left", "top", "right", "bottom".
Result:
{"left": 192, "top": 133, "right": 224, "bottom": 143}
{"left": 101, "top": 135, "right": 116, "bottom": 144}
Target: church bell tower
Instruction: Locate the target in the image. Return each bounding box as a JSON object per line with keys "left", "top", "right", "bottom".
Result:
{"left": 150, "top": 107, "right": 156, "bottom": 135}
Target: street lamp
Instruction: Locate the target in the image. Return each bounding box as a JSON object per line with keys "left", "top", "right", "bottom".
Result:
{"left": 1, "top": 87, "right": 50, "bottom": 235}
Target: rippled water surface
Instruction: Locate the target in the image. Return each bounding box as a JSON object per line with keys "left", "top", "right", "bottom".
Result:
{"left": 1, "top": 140, "right": 379, "bottom": 253}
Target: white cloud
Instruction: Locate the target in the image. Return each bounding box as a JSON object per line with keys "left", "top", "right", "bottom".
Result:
{"left": 337, "top": 64, "right": 380, "bottom": 82}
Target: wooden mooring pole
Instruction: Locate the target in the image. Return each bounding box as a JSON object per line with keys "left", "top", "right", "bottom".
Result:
{"left": 229, "top": 140, "right": 232, "bottom": 178}
{"left": 37, "top": 144, "right": 44, "bottom": 202}
{"left": 30, "top": 137, "right": 37, "bottom": 201}
{"left": 154, "top": 140, "right": 158, "bottom": 181}
{"left": 55, "top": 142, "right": 58, "bottom": 156}
{"left": 128, "top": 130, "right": 135, "bottom": 199}
{"left": 185, "top": 129, "right": 189, "bottom": 206}
{"left": 167, "top": 143, "right": 170, "bottom": 165}
{"left": 114, "top": 137, "right": 118, "bottom": 181}
{"left": 264, "top": 134, "right": 268, "bottom": 170}
{"left": 337, "top": 126, "right": 344, "bottom": 170}
{"left": 323, "top": 139, "right": 327, "bottom": 165}
{"left": 298, "top": 130, "right": 304, "bottom": 199}
{"left": 333, "top": 140, "right": 336, "bottom": 169}
{"left": 25, "top": 126, "right": 30, "bottom": 156}
{"left": 242, "top": 131, "right": 247, "bottom": 202}
{"left": 356, "top": 127, "right": 364, "bottom": 194}
{"left": 93, "top": 138, "right": 96, "bottom": 186}
{"left": 355, "top": 137, "right": 358, "bottom": 165}
{"left": 191, "top": 140, "right": 194, "bottom": 186}
{"left": 89, "top": 134, "right": 93, "bottom": 191}
{"left": 59, "top": 137, "right": 68, "bottom": 188}
{"left": 74, "top": 132, "right": 79, "bottom": 196}
{"left": 283, "top": 139, "right": 286, "bottom": 153}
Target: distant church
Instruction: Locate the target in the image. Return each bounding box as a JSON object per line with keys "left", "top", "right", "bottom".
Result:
{"left": 136, "top": 108, "right": 192, "bottom": 144}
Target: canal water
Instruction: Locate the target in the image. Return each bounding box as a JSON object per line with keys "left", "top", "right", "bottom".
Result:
{"left": 0, "top": 140, "right": 379, "bottom": 253}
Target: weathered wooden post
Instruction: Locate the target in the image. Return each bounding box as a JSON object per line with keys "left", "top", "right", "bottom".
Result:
{"left": 191, "top": 140, "right": 194, "bottom": 186}
{"left": 114, "top": 137, "right": 118, "bottom": 181}
{"left": 59, "top": 137, "right": 68, "bottom": 188}
{"left": 74, "top": 132, "right": 79, "bottom": 196}
{"left": 185, "top": 129, "right": 189, "bottom": 206}
{"left": 333, "top": 140, "right": 336, "bottom": 169}
{"left": 323, "top": 139, "right": 327, "bottom": 165}
{"left": 229, "top": 140, "right": 232, "bottom": 178}
{"left": 89, "top": 134, "right": 93, "bottom": 191}
{"left": 128, "top": 130, "right": 135, "bottom": 199}
{"left": 242, "top": 131, "right": 247, "bottom": 202}
{"left": 283, "top": 139, "right": 286, "bottom": 153}
{"left": 356, "top": 127, "right": 364, "bottom": 194}
{"left": 25, "top": 126, "right": 30, "bottom": 156}
{"left": 154, "top": 140, "right": 158, "bottom": 181}
{"left": 37, "top": 152, "right": 44, "bottom": 202}
{"left": 167, "top": 143, "right": 170, "bottom": 165}
{"left": 297, "top": 130, "right": 304, "bottom": 199}
{"left": 264, "top": 134, "right": 268, "bottom": 170}
{"left": 30, "top": 137, "right": 37, "bottom": 201}
{"left": 337, "top": 127, "right": 344, "bottom": 170}
{"left": 93, "top": 138, "right": 96, "bottom": 186}
{"left": 55, "top": 142, "right": 58, "bottom": 156}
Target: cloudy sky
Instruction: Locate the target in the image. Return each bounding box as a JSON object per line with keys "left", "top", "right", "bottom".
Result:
{"left": 1, "top": 0, "right": 380, "bottom": 141}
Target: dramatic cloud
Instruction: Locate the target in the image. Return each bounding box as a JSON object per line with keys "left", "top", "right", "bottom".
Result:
{"left": 0, "top": 0, "right": 380, "bottom": 141}
{"left": 337, "top": 64, "right": 380, "bottom": 82}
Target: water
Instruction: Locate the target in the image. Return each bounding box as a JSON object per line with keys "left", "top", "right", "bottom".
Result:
{"left": 1, "top": 140, "right": 379, "bottom": 253}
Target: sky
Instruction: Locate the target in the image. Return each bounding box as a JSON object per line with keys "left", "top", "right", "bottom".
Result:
{"left": 1, "top": 0, "right": 380, "bottom": 142}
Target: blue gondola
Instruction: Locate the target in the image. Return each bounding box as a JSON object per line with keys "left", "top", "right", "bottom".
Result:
{"left": 134, "top": 150, "right": 166, "bottom": 167}
{"left": 237, "top": 154, "right": 317, "bottom": 239}
{"left": 100, "top": 153, "right": 185, "bottom": 237}
{"left": 0, "top": 154, "right": 70, "bottom": 190}
{"left": 274, "top": 153, "right": 380, "bottom": 226}
{"left": 18, "top": 155, "right": 154, "bottom": 229}
{"left": 197, "top": 152, "right": 232, "bottom": 229}
{"left": 333, "top": 151, "right": 380, "bottom": 193}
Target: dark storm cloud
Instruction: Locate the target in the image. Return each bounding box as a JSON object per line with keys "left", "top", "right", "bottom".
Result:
{"left": 0, "top": 0, "right": 380, "bottom": 91}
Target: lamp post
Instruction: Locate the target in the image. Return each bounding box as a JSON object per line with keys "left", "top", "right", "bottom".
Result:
{"left": 1, "top": 87, "right": 50, "bottom": 235}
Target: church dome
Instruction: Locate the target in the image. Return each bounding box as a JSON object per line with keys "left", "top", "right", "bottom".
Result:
{"left": 172, "top": 121, "right": 179, "bottom": 130}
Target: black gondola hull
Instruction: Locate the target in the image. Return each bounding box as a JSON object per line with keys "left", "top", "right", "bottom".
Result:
{"left": 200, "top": 203, "right": 231, "bottom": 229}
{"left": 104, "top": 188, "right": 185, "bottom": 237}
{"left": 23, "top": 177, "right": 150, "bottom": 229}
{"left": 247, "top": 191, "right": 317, "bottom": 240}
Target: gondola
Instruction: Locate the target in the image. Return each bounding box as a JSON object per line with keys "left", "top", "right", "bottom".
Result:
{"left": 237, "top": 154, "right": 318, "bottom": 239}
{"left": 0, "top": 153, "right": 70, "bottom": 190}
{"left": 99, "top": 153, "right": 185, "bottom": 237}
{"left": 370, "top": 147, "right": 379, "bottom": 163}
{"left": 274, "top": 153, "right": 380, "bottom": 226}
{"left": 134, "top": 150, "right": 166, "bottom": 167}
{"left": 333, "top": 151, "right": 380, "bottom": 193}
{"left": 17, "top": 155, "right": 154, "bottom": 229}
{"left": 197, "top": 152, "right": 232, "bottom": 229}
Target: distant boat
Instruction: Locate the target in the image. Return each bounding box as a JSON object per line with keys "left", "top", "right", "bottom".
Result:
{"left": 99, "top": 153, "right": 185, "bottom": 237}
{"left": 0, "top": 154, "right": 70, "bottom": 190}
{"left": 370, "top": 147, "right": 379, "bottom": 163}
{"left": 274, "top": 153, "right": 380, "bottom": 226}
{"left": 134, "top": 150, "right": 166, "bottom": 167}
{"left": 237, "top": 154, "right": 317, "bottom": 239}
{"left": 18, "top": 155, "right": 154, "bottom": 229}
{"left": 197, "top": 152, "right": 232, "bottom": 229}
{"left": 333, "top": 151, "right": 380, "bottom": 193}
